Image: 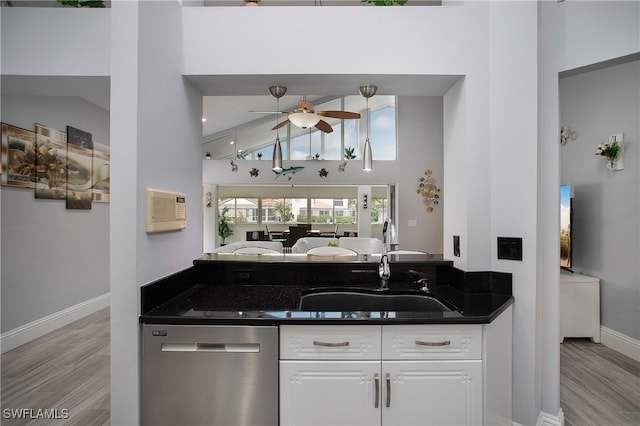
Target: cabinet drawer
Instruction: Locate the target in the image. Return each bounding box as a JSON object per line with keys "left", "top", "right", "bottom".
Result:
{"left": 280, "top": 325, "right": 381, "bottom": 360}
{"left": 382, "top": 325, "right": 482, "bottom": 360}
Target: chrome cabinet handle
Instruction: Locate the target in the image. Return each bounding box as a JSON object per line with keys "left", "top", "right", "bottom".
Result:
{"left": 312, "top": 340, "right": 349, "bottom": 347}
{"left": 415, "top": 339, "right": 451, "bottom": 346}
{"left": 386, "top": 373, "right": 391, "bottom": 407}
{"left": 374, "top": 373, "right": 380, "bottom": 408}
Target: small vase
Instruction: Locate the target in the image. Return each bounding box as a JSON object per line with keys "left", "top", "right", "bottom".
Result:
{"left": 607, "top": 156, "right": 617, "bottom": 171}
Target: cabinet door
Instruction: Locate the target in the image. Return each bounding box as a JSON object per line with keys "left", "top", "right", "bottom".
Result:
{"left": 382, "top": 361, "right": 483, "bottom": 426}
{"left": 280, "top": 361, "right": 381, "bottom": 426}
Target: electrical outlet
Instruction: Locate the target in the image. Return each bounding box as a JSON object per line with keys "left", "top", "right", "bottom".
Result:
{"left": 408, "top": 220, "right": 417, "bottom": 228}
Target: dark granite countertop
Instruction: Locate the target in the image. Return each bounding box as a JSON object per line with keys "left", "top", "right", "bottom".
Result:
{"left": 140, "top": 254, "right": 513, "bottom": 326}
{"left": 140, "top": 283, "right": 513, "bottom": 326}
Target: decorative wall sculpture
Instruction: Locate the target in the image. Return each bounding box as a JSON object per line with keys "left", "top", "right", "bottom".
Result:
{"left": 417, "top": 169, "right": 440, "bottom": 213}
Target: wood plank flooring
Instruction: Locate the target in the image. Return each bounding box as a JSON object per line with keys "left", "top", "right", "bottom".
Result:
{"left": 2, "top": 309, "right": 639, "bottom": 426}
{"left": 1, "top": 308, "right": 110, "bottom": 426}
{"left": 561, "top": 338, "right": 640, "bottom": 426}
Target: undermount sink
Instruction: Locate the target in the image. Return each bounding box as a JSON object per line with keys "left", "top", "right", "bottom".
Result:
{"left": 298, "top": 288, "right": 456, "bottom": 312}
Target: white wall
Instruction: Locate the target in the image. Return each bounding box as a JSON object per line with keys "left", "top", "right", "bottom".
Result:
{"left": 488, "top": 3, "right": 540, "bottom": 422}
{"left": 109, "top": 1, "right": 203, "bottom": 424}
{"left": 1, "top": 8, "right": 110, "bottom": 77}
{"left": 0, "top": 96, "right": 110, "bottom": 333}
{"left": 560, "top": 60, "right": 640, "bottom": 341}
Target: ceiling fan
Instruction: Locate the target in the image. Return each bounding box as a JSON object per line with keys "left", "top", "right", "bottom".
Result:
{"left": 253, "top": 86, "right": 361, "bottom": 134}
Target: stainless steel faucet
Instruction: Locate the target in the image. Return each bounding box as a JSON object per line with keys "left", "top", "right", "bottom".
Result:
{"left": 379, "top": 219, "right": 391, "bottom": 290}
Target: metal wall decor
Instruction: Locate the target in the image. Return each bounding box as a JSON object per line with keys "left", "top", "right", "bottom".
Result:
{"left": 417, "top": 169, "right": 440, "bottom": 213}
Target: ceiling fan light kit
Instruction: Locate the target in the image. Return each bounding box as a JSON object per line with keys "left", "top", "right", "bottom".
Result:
{"left": 359, "top": 84, "right": 378, "bottom": 172}
{"left": 254, "top": 90, "right": 361, "bottom": 134}
{"left": 288, "top": 112, "right": 321, "bottom": 129}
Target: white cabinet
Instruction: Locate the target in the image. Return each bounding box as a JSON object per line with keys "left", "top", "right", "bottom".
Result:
{"left": 279, "top": 311, "right": 512, "bottom": 426}
{"left": 560, "top": 271, "right": 600, "bottom": 343}
{"left": 382, "top": 360, "right": 482, "bottom": 426}
{"left": 279, "top": 361, "right": 380, "bottom": 426}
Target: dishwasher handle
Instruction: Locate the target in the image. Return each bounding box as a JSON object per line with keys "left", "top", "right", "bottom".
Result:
{"left": 161, "top": 343, "right": 260, "bottom": 353}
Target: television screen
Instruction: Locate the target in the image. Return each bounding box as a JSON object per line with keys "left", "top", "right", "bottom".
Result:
{"left": 560, "top": 185, "right": 573, "bottom": 269}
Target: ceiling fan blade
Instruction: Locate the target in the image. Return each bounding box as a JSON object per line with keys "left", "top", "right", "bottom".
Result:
{"left": 271, "top": 119, "right": 291, "bottom": 131}
{"left": 317, "top": 111, "right": 361, "bottom": 119}
{"left": 315, "top": 120, "right": 334, "bottom": 134}
{"left": 249, "top": 110, "right": 289, "bottom": 114}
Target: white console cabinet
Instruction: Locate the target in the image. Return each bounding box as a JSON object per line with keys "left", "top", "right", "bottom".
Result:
{"left": 560, "top": 271, "right": 600, "bottom": 343}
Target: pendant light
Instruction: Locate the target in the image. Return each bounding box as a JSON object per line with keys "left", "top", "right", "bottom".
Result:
{"left": 359, "top": 84, "right": 377, "bottom": 171}
{"left": 269, "top": 85, "right": 287, "bottom": 172}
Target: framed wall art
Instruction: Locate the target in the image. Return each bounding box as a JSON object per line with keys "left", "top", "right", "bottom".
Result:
{"left": 66, "top": 126, "right": 93, "bottom": 210}
{"left": 1, "top": 123, "right": 37, "bottom": 188}
{"left": 35, "top": 123, "right": 68, "bottom": 200}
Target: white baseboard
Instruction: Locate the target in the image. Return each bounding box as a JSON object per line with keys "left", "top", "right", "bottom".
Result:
{"left": 535, "top": 408, "right": 565, "bottom": 426}
{"left": 0, "top": 293, "right": 110, "bottom": 354}
{"left": 601, "top": 326, "right": 640, "bottom": 362}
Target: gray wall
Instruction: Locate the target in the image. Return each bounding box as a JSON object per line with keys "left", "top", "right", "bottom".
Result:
{"left": 560, "top": 59, "right": 640, "bottom": 340}
{"left": 1, "top": 95, "right": 110, "bottom": 332}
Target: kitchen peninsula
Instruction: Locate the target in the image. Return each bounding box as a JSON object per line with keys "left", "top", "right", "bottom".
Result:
{"left": 140, "top": 253, "right": 513, "bottom": 425}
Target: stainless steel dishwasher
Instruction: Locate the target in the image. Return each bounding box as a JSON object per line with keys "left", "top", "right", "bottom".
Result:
{"left": 142, "top": 324, "right": 278, "bottom": 426}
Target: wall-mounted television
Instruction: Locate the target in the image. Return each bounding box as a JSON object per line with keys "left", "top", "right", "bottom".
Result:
{"left": 560, "top": 185, "right": 573, "bottom": 271}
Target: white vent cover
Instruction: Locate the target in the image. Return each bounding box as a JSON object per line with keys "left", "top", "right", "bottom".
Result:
{"left": 146, "top": 189, "right": 187, "bottom": 233}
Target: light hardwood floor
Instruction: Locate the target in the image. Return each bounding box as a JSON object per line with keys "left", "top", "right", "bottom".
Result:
{"left": 561, "top": 338, "right": 640, "bottom": 426}
{"left": 2, "top": 309, "right": 639, "bottom": 426}
{"left": 1, "top": 308, "right": 109, "bottom": 426}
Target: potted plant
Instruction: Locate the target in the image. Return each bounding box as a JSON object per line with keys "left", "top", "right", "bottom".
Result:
{"left": 595, "top": 139, "right": 621, "bottom": 170}
{"left": 257, "top": 152, "right": 263, "bottom": 160}
{"left": 205, "top": 152, "right": 211, "bottom": 159}
{"left": 218, "top": 206, "right": 233, "bottom": 245}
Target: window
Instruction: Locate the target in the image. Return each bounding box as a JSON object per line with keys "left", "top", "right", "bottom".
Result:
{"left": 218, "top": 198, "right": 259, "bottom": 223}
{"left": 207, "top": 96, "right": 395, "bottom": 162}
{"left": 221, "top": 197, "right": 358, "bottom": 225}
{"left": 370, "top": 105, "right": 396, "bottom": 160}
{"left": 371, "top": 197, "right": 389, "bottom": 224}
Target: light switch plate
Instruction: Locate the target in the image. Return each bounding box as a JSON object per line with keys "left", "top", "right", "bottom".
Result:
{"left": 453, "top": 235, "right": 460, "bottom": 257}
